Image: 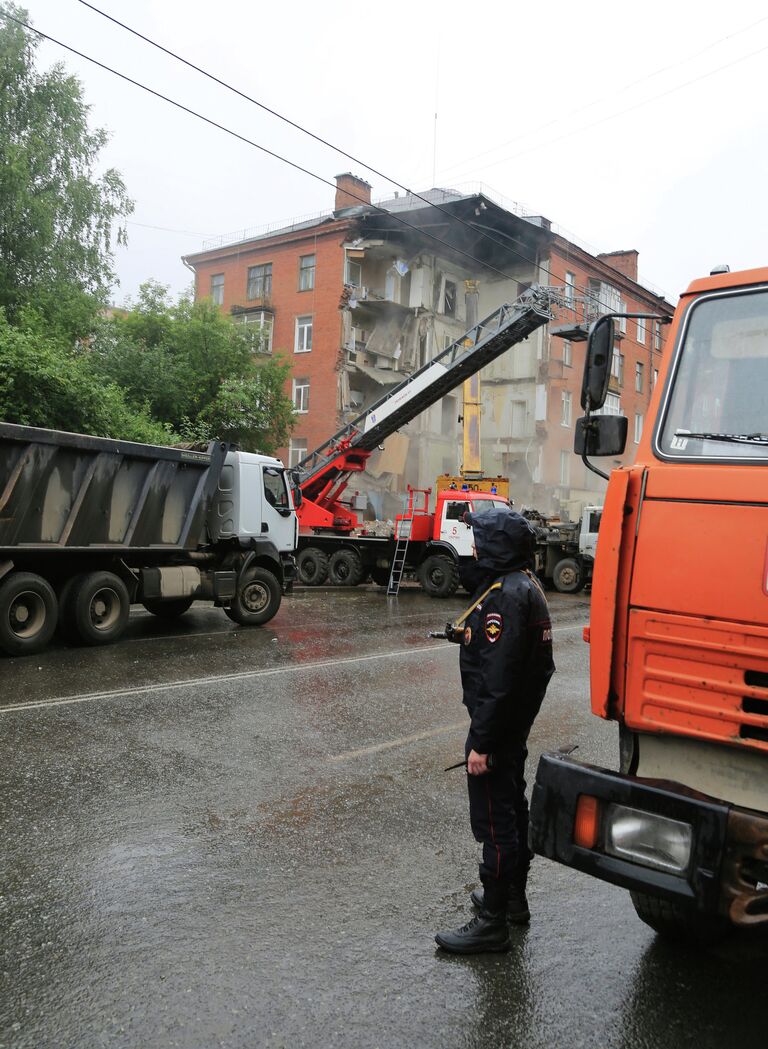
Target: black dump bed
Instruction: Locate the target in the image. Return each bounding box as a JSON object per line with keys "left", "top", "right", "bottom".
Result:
{"left": 0, "top": 423, "right": 227, "bottom": 554}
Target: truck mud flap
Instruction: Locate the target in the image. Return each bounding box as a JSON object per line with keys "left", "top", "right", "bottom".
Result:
{"left": 529, "top": 752, "right": 729, "bottom": 912}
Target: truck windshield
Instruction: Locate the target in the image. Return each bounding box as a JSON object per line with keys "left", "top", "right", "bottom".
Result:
{"left": 658, "top": 288, "right": 768, "bottom": 461}
{"left": 469, "top": 500, "right": 510, "bottom": 513}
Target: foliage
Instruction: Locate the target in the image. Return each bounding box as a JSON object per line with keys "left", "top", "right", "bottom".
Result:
{"left": 89, "top": 282, "right": 296, "bottom": 454}
{"left": 0, "top": 3, "right": 133, "bottom": 338}
{"left": 0, "top": 311, "right": 175, "bottom": 443}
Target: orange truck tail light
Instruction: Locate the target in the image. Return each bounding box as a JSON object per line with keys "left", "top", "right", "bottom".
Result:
{"left": 574, "top": 794, "right": 601, "bottom": 849}
{"left": 583, "top": 626, "right": 591, "bottom": 644}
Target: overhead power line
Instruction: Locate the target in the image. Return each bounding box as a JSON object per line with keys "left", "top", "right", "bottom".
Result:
{"left": 73, "top": 0, "right": 667, "bottom": 317}
{"left": 2, "top": 6, "right": 668, "bottom": 340}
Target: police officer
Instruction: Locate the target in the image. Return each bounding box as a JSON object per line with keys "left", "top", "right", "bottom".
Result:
{"left": 435, "top": 506, "right": 555, "bottom": 954}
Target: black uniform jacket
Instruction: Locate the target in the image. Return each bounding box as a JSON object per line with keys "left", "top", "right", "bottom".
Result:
{"left": 459, "top": 508, "right": 555, "bottom": 755}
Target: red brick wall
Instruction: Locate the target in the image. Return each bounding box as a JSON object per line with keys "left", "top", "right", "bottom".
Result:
{"left": 189, "top": 222, "right": 353, "bottom": 463}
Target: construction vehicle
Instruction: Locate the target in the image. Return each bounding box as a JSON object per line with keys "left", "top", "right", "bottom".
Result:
{"left": 0, "top": 424, "right": 297, "bottom": 656}
{"left": 293, "top": 288, "right": 553, "bottom": 596}
{"left": 529, "top": 264, "right": 768, "bottom": 941}
{"left": 524, "top": 505, "right": 602, "bottom": 592}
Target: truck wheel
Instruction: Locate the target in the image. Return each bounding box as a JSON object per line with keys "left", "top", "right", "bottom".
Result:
{"left": 297, "top": 548, "right": 329, "bottom": 586}
{"left": 67, "top": 571, "right": 131, "bottom": 645}
{"left": 370, "top": 565, "right": 391, "bottom": 587}
{"left": 225, "top": 567, "right": 281, "bottom": 625}
{"left": 0, "top": 572, "right": 58, "bottom": 656}
{"left": 418, "top": 555, "right": 459, "bottom": 598}
{"left": 143, "top": 597, "right": 194, "bottom": 619}
{"left": 552, "top": 558, "right": 585, "bottom": 593}
{"left": 630, "top": 891, "right": 731, "bottom": 945}
{"left": 327, "top": 549, "right": 363, "bottom": 587}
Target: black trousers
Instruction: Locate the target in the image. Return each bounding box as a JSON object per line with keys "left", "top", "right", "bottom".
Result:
{"left": 465, "top": 738, "right": 529, "bottom": 910}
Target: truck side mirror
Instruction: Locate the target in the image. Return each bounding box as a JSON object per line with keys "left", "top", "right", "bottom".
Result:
{"left": 574, "top": 415, "right": 628, "bottom": 456}
{"left": 290, "top": 471, "right": 303, "bottom": 508}
{"left": 581, "top": 316, "right": 615, "bottom": 411}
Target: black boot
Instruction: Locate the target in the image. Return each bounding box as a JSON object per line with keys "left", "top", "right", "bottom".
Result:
{"left": 435, "top": 909, "right": 510, "bottom": 954}
{"left": 470, "top": 886, "right": 530, "bottom": 924}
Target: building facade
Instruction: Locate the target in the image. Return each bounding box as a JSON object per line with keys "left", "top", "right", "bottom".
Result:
{"left": 183, "top": 175, "right": 674, "bottom": 522}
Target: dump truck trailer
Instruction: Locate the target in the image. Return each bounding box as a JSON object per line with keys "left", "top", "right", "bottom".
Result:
{"left": 0, "top": 423, "right": 297, "bottom": 655}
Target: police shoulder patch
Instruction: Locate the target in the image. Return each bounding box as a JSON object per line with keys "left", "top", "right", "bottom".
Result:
{"left": 484, "top": 612, "right": 503, "bottom": 643}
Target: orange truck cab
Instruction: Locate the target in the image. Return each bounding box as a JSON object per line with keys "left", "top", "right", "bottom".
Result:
{"left": 529, "top": 265, "right": 768, "bottom": 940}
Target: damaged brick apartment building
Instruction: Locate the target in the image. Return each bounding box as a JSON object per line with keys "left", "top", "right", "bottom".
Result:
{"left": 183, "top": 174, "right": 674, "bottom": 521}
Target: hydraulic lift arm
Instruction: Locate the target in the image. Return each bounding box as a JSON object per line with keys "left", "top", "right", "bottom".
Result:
{"left": 295, "top": 286, "right": 554, "bottom": 532}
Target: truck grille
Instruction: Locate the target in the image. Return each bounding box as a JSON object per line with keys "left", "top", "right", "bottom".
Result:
{"left": 625, "top": 610, "right": 768, "bottom": 752}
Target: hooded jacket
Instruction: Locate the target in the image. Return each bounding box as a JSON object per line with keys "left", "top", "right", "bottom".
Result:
{"left": 459, "top": 507, "right": 555, "bottom": 753}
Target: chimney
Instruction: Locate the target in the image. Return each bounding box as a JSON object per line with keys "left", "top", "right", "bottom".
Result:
{"left": 597, "top": 250, "right": 639, "bottom": 282}
{"left": 334, "top": 173, "right": 372, "bottom": 214}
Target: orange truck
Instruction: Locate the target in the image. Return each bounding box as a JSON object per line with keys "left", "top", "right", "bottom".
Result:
{"left": 529, "top": 264, "right": 768, "bottom": 941}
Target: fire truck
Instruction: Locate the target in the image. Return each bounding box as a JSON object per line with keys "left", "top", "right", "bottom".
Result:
{"left": 293, "top": 288, "right": 553, "bottom": 596}
{"left": 529, "top": 264, "right": 768, "bottom": 941}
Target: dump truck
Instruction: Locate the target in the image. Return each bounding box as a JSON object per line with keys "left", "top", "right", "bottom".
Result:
{"left": 294, "top": 287, "right": 553, "bottom": 596}
{"left": 529, "top": 264, "right": 768, "bottom": 941}
{"left": 0, "top": 423, "right": 297, "bottom": 655}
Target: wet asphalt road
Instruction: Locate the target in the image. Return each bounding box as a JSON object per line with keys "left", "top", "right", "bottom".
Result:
{"left": 1, "top": 586, "right": 767, "bottom": 1049}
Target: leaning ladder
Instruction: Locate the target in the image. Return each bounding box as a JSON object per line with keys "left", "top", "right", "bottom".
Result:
{"left": 387, "top": 487, "right": 430, "bottom": 596}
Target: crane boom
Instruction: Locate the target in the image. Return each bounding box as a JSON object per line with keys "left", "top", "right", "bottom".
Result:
{"left": 296, "top": 285, "right": 553, "bottom": 532}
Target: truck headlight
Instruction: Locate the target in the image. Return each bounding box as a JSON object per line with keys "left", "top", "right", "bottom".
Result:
{"left": 604, "top": 804, "right": 693, "bottom": 875}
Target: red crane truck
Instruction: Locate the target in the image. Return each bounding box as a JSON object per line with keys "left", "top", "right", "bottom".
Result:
{"left": 529, "top": 264, "right": 768, "bottom": 941}
{"left": 293, "top": 288, "right": 553, "bottom": 596}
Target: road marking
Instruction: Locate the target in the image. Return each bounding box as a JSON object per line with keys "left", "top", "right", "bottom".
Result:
{"left": 328, "top": 721, "right": 467, "bottom": 763}
{"left": 0, "top": 623, "right": 584, "bottom": 716}
{"left": 0, "top": 644, "right": 450, "bottom": 715}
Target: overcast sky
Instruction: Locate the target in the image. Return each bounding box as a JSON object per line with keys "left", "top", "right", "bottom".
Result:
{"left": 19, "top": 0, "right": 768, "bottom": 307}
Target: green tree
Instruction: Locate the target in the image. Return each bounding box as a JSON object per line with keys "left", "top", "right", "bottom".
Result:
{"left": 90, "top": 282, "right": 296, "bottom": 455}
{"left": 0, "top": 311, "right": 174, "bottom": 443}
{"left": 0, "top": 3, "right": 133, "bottom": 337}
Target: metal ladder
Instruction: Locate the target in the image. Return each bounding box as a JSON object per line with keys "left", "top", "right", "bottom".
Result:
{"left": 387, "top": 487, "right": 430, "bottom": 596}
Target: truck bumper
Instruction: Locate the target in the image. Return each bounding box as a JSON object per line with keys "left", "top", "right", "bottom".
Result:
{"left": 529, "top": 752, "right": 768, "bottom": 926}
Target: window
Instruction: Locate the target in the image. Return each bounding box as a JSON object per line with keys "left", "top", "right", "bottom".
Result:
{"left": 443, "top": 280, "right": 457, "bottom": 317}
{"left": 234, "top": 310, "right": 273, "bottom": 353}
{"left": 564, "top": 271, "right": 576, "bottom": 307}
{"left": 292, "top": 377, "right": 310, "bottom": 413}
{"left": 445, "top": 501, "right": 470, "bottom": 521}
{"left": 247, "top": 263, "right": 272, "bottom": 300}
{"left": 288, "top": 438, "right": 307, "bottom": 467}
{"left": 611, "top": 350, "right": 624, "bottom": 385}
{"left": 211, "top": 273, "right": 224, "bottom": 305}
{"left": 560, "top": 450, "right": 570, "bottom": 486}
{"left": 596, "top": 393, "right": 622, "bottom": 417}
{"left": 295, "top": 315, "right": 313, "bottom": 353}
{"left": 653, "top": 368, "right": 659, "bottom": 387}
{"left": 619, "top": 302, "right": 627, "bottom": 335}
{"left": 345, "top": 257, "right": 362, "bottom": 287}
{"left": 634, "top": 413, "right": 644, "bottom": 444}
{"left": 511, "top": 400, "right": 527, "bottom": 437}
{"left": 654, "top": 320, "right": 662, "bottom": 351}
{"left": 637, "top": 316, "right": 646, "bottom": 344}
{"left": 263, "top": 466, "right": 289, "bottom": 509}
{"left": 561, "top": 390, "right": 572, "bottom": 427}
{"left": 562, "top": 339, "right": 572, "bottom": 367}
{"left": 299, "top": 254, "right": 315, "bottom": 291}
{"left": 635, "top": 361, "right": 644, "bottom": 393}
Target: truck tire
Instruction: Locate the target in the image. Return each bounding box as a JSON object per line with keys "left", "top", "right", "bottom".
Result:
{"left": 552, "top": 558, "right": 585, "bottom": 594}
{"left": 66, "top": 571, "right": 131, "bottom": 646}
{"left": 297, "top": 548, "right": 329, "bottom": 586}
{"left": 629, "top": 890, "right": 731, "bottom": 945}
{"left": 143, "top": 597, "right": 195, "bottom": 619}
{"left": 327, "top": 549, "right": 363, "bottom": 587}
{"left": 418, "top": 555, "right": 459, "bottom": 598}
{"left": 370, "top": 565, "right": 391, "bottom": 587}
{"left": 225, "top": 567, "right": 281, "bottom": 625}
{"left": 0, "top": 572, "right": 58, "bottom": 656}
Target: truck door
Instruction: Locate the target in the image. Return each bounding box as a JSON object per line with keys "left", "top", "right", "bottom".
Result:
{"left": 580, "top": 507, "right": 602, "bottom": 559}
{"left": 261, "top": 466, "right": 295, "bottom": 553}
{"left": 440, "top": 500, "right": 473, "bottom": 556}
